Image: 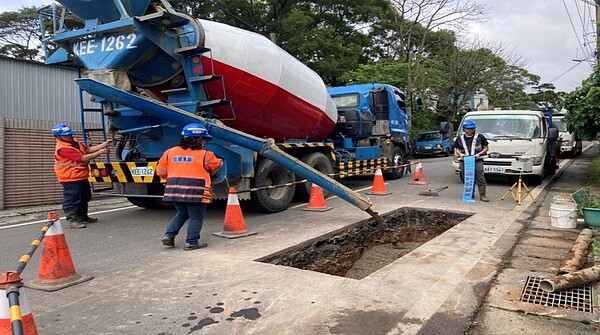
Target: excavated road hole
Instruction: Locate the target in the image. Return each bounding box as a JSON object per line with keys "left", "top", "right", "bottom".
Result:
{"left": 258, "top": 207, "right": 472, "bottom": 279}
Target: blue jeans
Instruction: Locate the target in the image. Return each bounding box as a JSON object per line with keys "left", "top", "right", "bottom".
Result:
{"left": 62, "top": 180, "right": 92, "bottom": 212}
{"left": 165, "top": 202, "right": 207, "bottom": 245}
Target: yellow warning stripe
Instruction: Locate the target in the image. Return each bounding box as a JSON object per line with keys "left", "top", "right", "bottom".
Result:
{"left": 338, "top": 158, "right": 388, "bottom": 178}
{"left": 88, "top": 162, "right": 161, "bottom": 183}
{"left": 9, "top": 305, "right": 22, "bottom": 321}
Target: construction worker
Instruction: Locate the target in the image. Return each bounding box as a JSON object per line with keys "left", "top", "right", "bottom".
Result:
{"left": 52, "top": 124, "right": 113, "bottom": 228}
{"left": 454, "top": 120, "right": 490, "bottom": 202}
{"left": 157, "top": 123, "right": 223, "bottom": 250}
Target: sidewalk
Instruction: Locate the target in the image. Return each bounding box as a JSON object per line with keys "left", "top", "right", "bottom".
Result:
{"left": 470, "top": 144, "right": 600, "bottom": 334}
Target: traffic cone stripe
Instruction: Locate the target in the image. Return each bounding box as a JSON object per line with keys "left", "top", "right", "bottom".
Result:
{"left": 227, "top": 191, "right": 240, "bottom": 206}
{"left": 45, "top": 220, "right": 64, "bottom": 237}
{"left": 213, "top": 187, "right": 257, "bottom": 239}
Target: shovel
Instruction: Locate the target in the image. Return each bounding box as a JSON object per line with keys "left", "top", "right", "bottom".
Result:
{"left": 419, "top": 186, "right": 449, "bottom": 197}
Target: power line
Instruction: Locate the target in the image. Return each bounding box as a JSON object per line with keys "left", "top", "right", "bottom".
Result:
{"left": 549, "top": 59, "right": 587, "bottom": 83}
{"left": 563, "top": 0, "right": 591, "bottom": 60}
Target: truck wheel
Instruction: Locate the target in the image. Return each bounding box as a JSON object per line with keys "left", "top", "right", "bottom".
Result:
{"left": 245, "top": 158, "right": 295, "bottom": 213}
{"left": 384, "top": 146, "right": 406, "bottom": 180}
{"left": 126, "top": 184, "right": 172, "bottom": 209}
{"left": 294, "top": 152, "right": 334, "bottom": 202}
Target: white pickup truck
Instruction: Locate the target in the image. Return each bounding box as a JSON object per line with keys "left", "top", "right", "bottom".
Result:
{"left": 451, "top": 110, "right": 559, "bottom": 184}
{"left": 552, "top": 115, "right": 582, "bottom": 157}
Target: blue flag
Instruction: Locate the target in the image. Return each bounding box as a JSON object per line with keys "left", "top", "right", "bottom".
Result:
{"left": 462, "top": 155, "right": 476, "bottom": 203}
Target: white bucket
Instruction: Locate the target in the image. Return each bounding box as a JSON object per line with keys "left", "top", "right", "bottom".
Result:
{"left": 549, "top": 201, "right": 578, "bottom": 229}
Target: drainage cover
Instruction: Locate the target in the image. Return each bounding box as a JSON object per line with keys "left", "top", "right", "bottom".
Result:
{"left": 520, "top": 276, "right": 594, "bottom": 313}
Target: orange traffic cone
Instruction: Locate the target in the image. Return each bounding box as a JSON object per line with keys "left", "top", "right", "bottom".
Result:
{"left": 0, "top": 271, "right": 38, "bottom": 335}
{"left": 367, "top": 167, "right": 391, "bottom": 195}
{"left": 26, "top": 213, "right": 93, "bottom": 292}
{"left": 302, "top": 184, "right": 332, "bottom": 212}
{"left": 410, "top": 160, "right": 430, "bottom": 185}
{"left": 213, "top": 188, "right": 257, "bottom": 239}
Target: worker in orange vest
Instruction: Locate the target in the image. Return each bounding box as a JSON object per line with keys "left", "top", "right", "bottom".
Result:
{"left": 52, "top": 124, "right": 113, "bottom": 228}
{"left": 157, "top": 123, "right": 223, "bottom": 250}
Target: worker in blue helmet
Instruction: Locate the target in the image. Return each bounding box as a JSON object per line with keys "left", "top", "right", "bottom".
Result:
{"left": 52, "top": 124, "right": 114, "bottom": 228}
{"left": 157, "top": 123, "right": 223, "bottom": 250}
{"left": 453, "top": 120, "right": 490, "bottom": 202}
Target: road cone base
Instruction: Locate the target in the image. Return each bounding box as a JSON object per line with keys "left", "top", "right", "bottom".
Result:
{"left": 213, "top": 231, "right": 257, "bottom": 239}
{"left": 367, "top": 191, "right": 392, "bottom": 196}
{"left": 302, "top": 206, "right": 333, "bottom": 212}
{"left": 26, "top": 274, "right": 93, "bottom": 292}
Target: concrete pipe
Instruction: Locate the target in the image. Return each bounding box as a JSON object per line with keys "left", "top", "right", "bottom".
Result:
{"left": 540, "top": 265, "right": 600, "bottom": 293}
{"left": 558, "top": 228, "right": 593, "bottom": 274}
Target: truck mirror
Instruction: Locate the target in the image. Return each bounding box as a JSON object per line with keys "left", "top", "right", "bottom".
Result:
{"left": 439, "top": 122, "right": 449, "bottom": 135}
{"left": 547, "top": 127, "right": 559, "bottom": 142}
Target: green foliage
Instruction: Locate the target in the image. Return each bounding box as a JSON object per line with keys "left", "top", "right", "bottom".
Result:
{"left": 410, "top": 111, "right": 442, "bottom": 141}
{"left": 563, "top": 71, "right": 600, "bottom": 140}
{"left": 0, "top": 7, "right": 41, "bottom": 60}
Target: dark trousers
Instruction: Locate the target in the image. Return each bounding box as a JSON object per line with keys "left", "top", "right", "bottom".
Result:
{"left": 61, "top": 179, "right": 92, "bottom": 214}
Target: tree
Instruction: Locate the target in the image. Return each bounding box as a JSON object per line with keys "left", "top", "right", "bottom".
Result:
{"left": 528, "top": 83, "right": 564, "bottom": 109}
{"left": 562, "top": 69, "right": 600, "bottom": 140}
{"left": 0, "top": 7, "right": 41, "bottom": 60}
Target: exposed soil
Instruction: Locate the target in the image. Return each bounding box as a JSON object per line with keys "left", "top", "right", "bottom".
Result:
{"left": 345, "top": 242, "right": 423, "bottom": 279}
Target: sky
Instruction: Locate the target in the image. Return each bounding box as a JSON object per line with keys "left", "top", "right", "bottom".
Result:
{"left": 1, "top": 0, "right": 595, "bottom": 93}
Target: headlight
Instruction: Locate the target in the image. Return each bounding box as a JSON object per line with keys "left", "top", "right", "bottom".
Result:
{"left": 533, "top": 156, "right": 543, "bottom": 165}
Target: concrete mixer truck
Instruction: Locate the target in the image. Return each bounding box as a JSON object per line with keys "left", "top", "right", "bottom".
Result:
{"left": 38, "top": 0, "right": 411, "bottom": 213}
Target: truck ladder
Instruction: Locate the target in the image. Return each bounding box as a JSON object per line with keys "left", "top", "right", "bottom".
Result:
{"left": 77, "top": 69, "right": 113, "bottom": 193}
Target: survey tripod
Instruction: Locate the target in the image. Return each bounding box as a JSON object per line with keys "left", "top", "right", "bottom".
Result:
{"left": 501, "top": 172, "right": 536, "bottom": 205}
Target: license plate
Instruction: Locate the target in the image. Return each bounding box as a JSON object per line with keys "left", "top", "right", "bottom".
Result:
{"left": 424, "top": 146, "right": 432, "bottom": 149}
{"left": 484, "top": 166, "right": 505, "bottom": 173}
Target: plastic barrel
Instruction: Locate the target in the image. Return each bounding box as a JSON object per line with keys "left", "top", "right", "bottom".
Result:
{"left": 549, "top": 202, "right": 578, "bottom": 229}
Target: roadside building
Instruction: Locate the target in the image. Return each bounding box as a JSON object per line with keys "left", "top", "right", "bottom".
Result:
{"left": 0, "top": 56, "right": 102, "bottom": 209}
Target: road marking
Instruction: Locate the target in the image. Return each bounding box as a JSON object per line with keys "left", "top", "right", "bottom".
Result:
{"left": 0, "top": 206, "right": 138, "bottom": 230}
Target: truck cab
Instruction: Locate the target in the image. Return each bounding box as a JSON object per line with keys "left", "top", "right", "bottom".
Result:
{"left": 452, "top": 110, "right": 559, "bottom": 184}
{"left": 552, "top": 115, "right": 582, "bottom": 157}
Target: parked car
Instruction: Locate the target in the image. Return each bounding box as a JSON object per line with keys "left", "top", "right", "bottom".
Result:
{"left": 413, "top": 131, "right": 452, "bottom": 157}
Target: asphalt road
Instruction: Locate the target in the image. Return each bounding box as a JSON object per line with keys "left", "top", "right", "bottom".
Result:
{"left": 0, "top": 154, "right": 538, "bottom": 284}
{"left": 2, "top": 150, "right": 586, "bottom": 334}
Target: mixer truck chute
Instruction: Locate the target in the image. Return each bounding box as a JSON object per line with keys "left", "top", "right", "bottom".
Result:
{"left": 39, "top": 0, "right": 411, "bottom": 213}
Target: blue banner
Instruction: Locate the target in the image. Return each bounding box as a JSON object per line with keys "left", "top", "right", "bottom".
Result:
{"left": 463, "top": 156, "right": 476, "bottom": 203}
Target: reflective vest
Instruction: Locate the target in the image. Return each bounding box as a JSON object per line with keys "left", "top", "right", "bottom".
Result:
{"left": 458, "top": 133, "right": 483, "bottom": 156}
{"left": 54, "top": 138, "right": 89, "bottom": 182}
{"left": 156, "top": 146, "right": 223, "bottom": 203}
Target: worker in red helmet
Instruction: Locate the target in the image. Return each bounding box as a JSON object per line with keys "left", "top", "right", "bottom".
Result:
{"left": 52, "top": 124, "right": 114, "bottom": 228}
{"left": 454, "top": 120, "right": 490, "bottom": 202}
{"left": 157, "top": 123, "right": 223, "bottom": 250}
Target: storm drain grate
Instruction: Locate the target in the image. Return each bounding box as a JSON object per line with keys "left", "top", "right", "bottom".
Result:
{"left": 520, "top": 276, "right": 594, "bottom": 313}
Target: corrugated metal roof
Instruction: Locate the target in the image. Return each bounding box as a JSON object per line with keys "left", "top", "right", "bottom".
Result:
{"left": 0, "top": 56, "right": 101, "bottom": 123}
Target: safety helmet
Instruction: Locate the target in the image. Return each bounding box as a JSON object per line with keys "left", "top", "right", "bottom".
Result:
{"left": 52, "top": 124, "right": 74, "bottom": 136}
{"left": 181, "top": 123, "right": 212, "bottom": 139}
{"left": 463, "top": 120, "right": 477, "bottom": 129}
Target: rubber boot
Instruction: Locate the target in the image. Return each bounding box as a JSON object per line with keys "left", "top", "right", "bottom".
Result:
{"left": 479, "top": 185, "right": 489, "bottom": 202}
{"left": 65, "top": 209, "right": 86, "bottom": 229}
{"left": 77, "top": 204, "right": 98, "bottom": 223}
